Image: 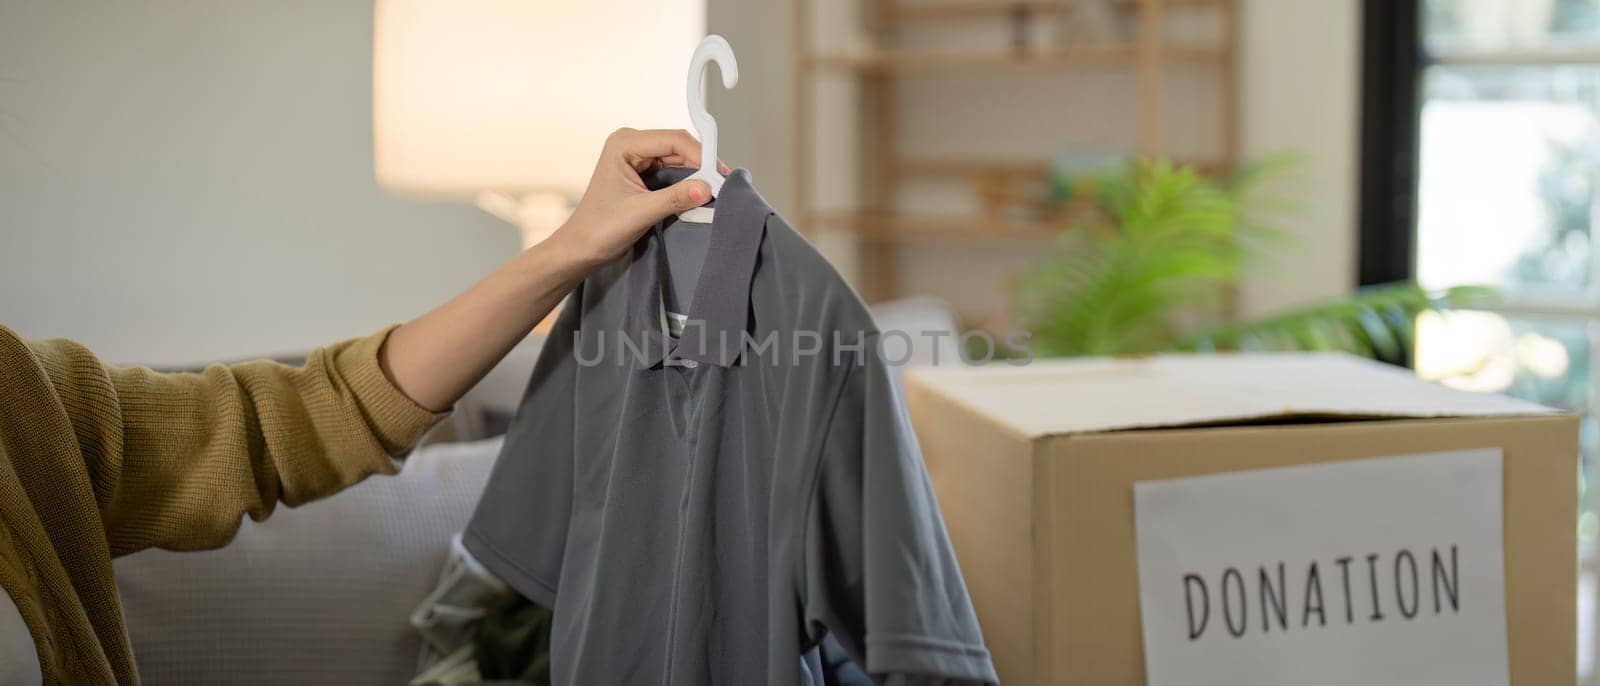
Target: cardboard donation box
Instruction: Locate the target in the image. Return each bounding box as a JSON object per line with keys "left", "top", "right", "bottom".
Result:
{"left": 905, "top": 354, "right": 1577, "bottom": 686}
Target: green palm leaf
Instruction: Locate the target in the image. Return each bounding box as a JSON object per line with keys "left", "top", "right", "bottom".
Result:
{"left": 1017, "top": 156, "right": 1487, "bottom": 363}
{"left": 1170, "top": 284, "right": 1496, "bottom": 364}
{"left": 1018, "top": 157, "right": 1282, "bottom": 356}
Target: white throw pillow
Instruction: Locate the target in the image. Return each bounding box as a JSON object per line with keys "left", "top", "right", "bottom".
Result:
{"left": 114, "top": 437, "right": 503, "bottom": 685}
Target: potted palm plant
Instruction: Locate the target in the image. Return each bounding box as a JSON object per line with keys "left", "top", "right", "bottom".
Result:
{"left": 1015, "top": 158, "right": 1490, "bottom": 365}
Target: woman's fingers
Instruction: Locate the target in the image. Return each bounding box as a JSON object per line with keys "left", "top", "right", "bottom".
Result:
{"left": 654, "top": 155, "right": 732, "bottom": 173}
{"left": 610, "top": 128, "right": 732, "bottom": 174}
{"left": 631, "top": 179, "right": 712, "bottom": 227}
{"left": 614, "top": 128, "right": 702, "bottom": 171}
{"left": 553, "top": 125, "right": 736, "bottom": 265}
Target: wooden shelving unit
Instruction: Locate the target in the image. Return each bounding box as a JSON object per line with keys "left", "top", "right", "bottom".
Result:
{"left": 792, "top": 0, "right": 1240, "bottom": 302}
{"left": 811, "top": 211, "right": 1063, "bottom": 242}
{"left": 890, "top": 156, "right": 1230, "bottom": 181}
{"left": 885, "top": 0, "right": 1226, "bottom": 21}
{"left": 806, "top": 43, "right": 1226, "bottom": 72}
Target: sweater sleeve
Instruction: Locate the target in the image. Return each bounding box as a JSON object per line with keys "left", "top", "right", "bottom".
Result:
{"left": 25, "top": 325, "right": 445, "bottom": 557}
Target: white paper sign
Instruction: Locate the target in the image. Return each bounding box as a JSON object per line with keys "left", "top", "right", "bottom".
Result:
{"left": 1134, "top": 449, "right": 1507, "bottom": 686}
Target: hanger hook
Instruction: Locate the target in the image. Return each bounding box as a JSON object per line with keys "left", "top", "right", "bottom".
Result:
{"left": 686, "top": 35, "right": 738, "bottom": 197}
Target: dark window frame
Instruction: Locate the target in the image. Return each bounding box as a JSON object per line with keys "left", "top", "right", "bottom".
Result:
{"left": 1358, "top": 0, "right": 1423, "bottom": 286}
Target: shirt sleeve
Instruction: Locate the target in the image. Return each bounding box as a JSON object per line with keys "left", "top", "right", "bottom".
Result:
{"left": 803, "top": 342, "right": 998, "bottom": 684}
{"left": 24, "top": 325, "right": 445, "bottom": 557}
{"left": 462, "top": 290, "right": 584, "bottom": 608}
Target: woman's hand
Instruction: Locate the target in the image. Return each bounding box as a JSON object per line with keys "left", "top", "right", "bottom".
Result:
{"left": 548, "top": 127, "right": 725, "bottom": 268}
{"left": 378, "top": 128, "right": 723, "bottom": 412}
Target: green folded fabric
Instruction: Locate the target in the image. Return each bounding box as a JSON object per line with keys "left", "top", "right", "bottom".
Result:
{"left": 473, "top": 594, "right": 553, "bottom": 686}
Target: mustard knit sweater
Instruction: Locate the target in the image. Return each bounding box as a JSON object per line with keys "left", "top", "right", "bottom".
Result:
{"left": 0, "top": 324, "right": 445, "bottom": 684}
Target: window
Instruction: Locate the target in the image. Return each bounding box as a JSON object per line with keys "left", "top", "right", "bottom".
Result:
{"left": 1363, "top": 0, "right": 1600, "bottom": 679}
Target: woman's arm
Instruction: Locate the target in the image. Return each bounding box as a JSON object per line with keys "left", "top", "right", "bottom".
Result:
{"left": 382, "top": 128, "right": 716, "bottom": 411}
{"left": 20, "top": 129, "right": 714, "bottom": 556}
{"left": 20, "top": 329, "right": 445, "bottom": 556}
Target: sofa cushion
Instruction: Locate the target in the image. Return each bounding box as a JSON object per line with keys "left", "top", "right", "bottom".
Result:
{"left": 114, "top": 436, "right": 503, "bottom": 685}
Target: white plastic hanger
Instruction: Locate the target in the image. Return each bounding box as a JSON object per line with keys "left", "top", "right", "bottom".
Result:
{"left": 678, "top": 35, "right": 739, "bottom": 225}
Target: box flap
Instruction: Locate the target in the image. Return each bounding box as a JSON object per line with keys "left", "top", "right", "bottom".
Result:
{"left": 906, "top": 353, "right": 1557, "bottom": 438}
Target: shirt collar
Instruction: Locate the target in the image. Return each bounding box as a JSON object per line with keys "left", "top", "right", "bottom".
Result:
{"left": 627, "top": 168, "right": 771, "bottom": 369}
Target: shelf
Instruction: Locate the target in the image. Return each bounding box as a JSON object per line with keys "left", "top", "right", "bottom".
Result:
{"left": 895, "top": 159, "right": 1054, "bottom": 178}
{"left": 809, "top": 211, "right": 1062, "bottom": 242}
{"left": 891, "top": 0, "right": 1224, "bottom": 21}
{"left": 806, "top": 43, "right": 1225, "bottom": 73}
{"left": 892, "top": 0, "right": 1076, "bottom": 20}
{"left": 893, "top": 157, "right": 1232, "bottom": 179}
{"left": 792, "top": 0, "right": 1239, "bottom": 303}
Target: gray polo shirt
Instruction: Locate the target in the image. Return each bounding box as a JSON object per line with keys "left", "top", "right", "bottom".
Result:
{"left": 464, "top": 169, "right": 996, "bottom": 685}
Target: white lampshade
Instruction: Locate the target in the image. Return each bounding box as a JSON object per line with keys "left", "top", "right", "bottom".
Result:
{"left": 374, "top": 0, "right": 704, "bottom": 199}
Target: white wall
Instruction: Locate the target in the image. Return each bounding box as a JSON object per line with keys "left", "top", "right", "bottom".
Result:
{"left": 1237, "top": 0, "right": 1360, "bottom": 317}
{"left": 0, "top": 1, "right": 517, "bottom": 366}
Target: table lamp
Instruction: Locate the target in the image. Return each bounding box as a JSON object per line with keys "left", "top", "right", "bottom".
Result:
{"left": 373, "top": 0, "right": 704, "bottom": 248}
